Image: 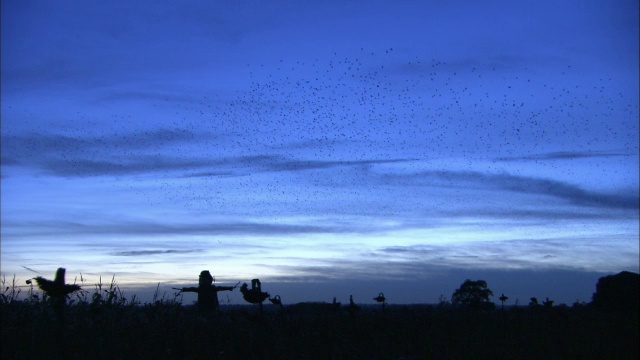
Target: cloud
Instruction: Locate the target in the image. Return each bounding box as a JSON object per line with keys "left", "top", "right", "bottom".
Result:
{"left": 496, "top": 151, "right": 635, "bottom": 161}
{"left": 2, "top": 129, "right": 206, "bottom": 155}
{"left": 381, "top": 170, "right": 639, "bottom": 210}
{"left": 39, "top": 157, "right": 211, "bottom": 177}
{"left": 112, "top": 249, "right": 199, "bottom": 257}
{"left": 1, "top": 129, "right": 212, "bottom": 176}
{"left": 487, "top": 172, "right": 638, "bottom": 209}
{"left": 442, "top": 208, "right": 634, "bottom": 221}
{"left": 264, "top": 236, "right": 639, "bottom": 285}
{"left": 2, "top": 130, "right": 417, "bottom": 178}
{"left": 4, "top": 218, "right": 387, "bottom": 239}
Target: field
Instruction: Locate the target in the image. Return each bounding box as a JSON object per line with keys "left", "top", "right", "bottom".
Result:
{"left": 2, "top": 288, "right": 638, "bottom": 360}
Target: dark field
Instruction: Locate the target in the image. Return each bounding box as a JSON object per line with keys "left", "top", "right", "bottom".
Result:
{"left": 2, "top": 299, "right": 638, "bottom": 360}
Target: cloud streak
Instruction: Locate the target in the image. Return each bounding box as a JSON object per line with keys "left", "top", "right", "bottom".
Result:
{"left": 112, "top": 249, "right": 199, "bottom": 257}
{"left": 381, "top": 170, "right": 639, "bottom": 210}
{"left": 496, "top": 151, "right": 636, "bottom": 161}
{"left": 2, "top": 130, "right": 417, "bottom": 178}
{"left": 3, "top": 218, "right": 387, "bottom": 239}
{"left": 266, "top": 237, "right": 639, "bottom": 284}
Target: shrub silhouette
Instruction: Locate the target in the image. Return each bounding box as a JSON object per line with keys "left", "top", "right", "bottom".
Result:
{"left": 451, "top": 279, "right": 495, "bottom": 311}
{"left": 592, "top": 271, "right": 640, "bottom": 311}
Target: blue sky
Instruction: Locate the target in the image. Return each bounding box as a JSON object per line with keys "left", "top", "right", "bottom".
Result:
{"left": 1, "top": 0, "right": 638, "bottom": 305}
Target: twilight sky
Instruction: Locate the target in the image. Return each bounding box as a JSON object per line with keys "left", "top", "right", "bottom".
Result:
{"left": 1, "top": 0, "right": 638, "bottom": 306}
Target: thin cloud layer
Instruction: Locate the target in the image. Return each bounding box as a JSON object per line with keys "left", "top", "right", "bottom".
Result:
{"left": 497, "top": 151, "right": 636, "bottom": 161}
{"left": 112, "top": 249, "right": 199, "bottom": 257}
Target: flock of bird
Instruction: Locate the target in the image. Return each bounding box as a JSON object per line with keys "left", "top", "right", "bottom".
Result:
{"left": 5, "top": 48, "right": 636, "bottom": 218}
{"left": 136, "top": 49, "right": 635, "bottom": 215}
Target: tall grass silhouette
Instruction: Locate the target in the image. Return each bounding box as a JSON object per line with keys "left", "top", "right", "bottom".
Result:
{"left": 1, "top": 269, "right": 638, "bottom": 359}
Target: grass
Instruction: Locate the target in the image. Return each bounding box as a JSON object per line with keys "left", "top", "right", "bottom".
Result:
{"left": 1, "top": 276, "right": 638, "bottom": 360}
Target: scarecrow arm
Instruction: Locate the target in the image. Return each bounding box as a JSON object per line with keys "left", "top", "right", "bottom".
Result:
{"left": 175, "top": 287, "right": 199, "bottom": 294}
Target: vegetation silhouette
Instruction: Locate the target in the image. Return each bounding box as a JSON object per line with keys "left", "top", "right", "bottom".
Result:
{"left": 451, "top": 279, "right": 495, "bottom": 311}
{"left": 2, "top": 270, "right": 639, "bottom": 359}
{"left": 529, "top": 297, "right": 540, "bottom": 307}
{"left": 332, "top": 296, "right": 341, "bottom": 312}
{"left": 592, "top": 271, "right": 640, "bottom": 312}
{"left": 174, "top": 270, "right": 238, "bottom": 311}
{"left": 347, "top": 294, "right": 360, "bottom": 318}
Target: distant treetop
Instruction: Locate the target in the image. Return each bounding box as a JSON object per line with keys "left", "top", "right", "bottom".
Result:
{"left": 591, "top": 271, "right": 639, "bottom": 312}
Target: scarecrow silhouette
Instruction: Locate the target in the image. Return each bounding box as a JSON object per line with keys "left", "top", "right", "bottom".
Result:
{"left": 30, "top": 267, "right": 81, "bottom": 321}
{"left": 373, "top": 292, "right": 386, "bottom": 312}
{"left": 240, "top": 279, "right": 270, "bottom": 314}
{"left": 175, "top": 270, "right": 238, "bottom": 311}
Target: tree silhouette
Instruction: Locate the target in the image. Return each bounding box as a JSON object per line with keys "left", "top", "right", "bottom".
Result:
{"left": 451, "top": 279, "right": 495, "bottom": 311}
{"left": 592, "top": 271, "right": 640, "bottom": 311}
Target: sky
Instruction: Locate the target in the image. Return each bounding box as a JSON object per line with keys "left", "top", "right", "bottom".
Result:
{"left": 1, "top": 0, "right": 638, "bottom": 306}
